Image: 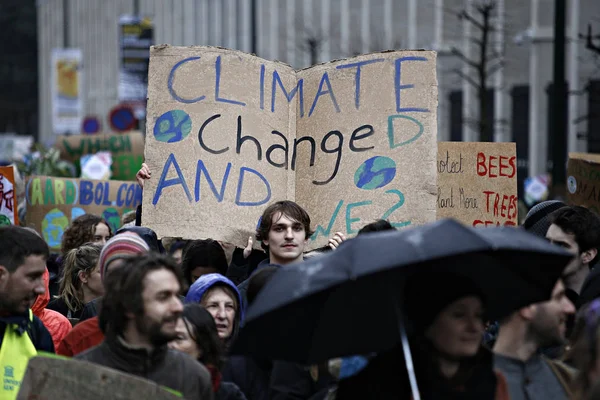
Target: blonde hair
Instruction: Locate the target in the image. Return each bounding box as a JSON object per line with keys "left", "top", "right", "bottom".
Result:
{"left": 58, "top": 243, "right": 102, "bottom": 312}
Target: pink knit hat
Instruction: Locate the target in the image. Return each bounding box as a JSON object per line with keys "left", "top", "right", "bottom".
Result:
{"left": 99, "top": 232, "right": 150, "bottom": 281}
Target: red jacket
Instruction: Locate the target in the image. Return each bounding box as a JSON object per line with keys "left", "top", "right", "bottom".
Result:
{"left": 32, "top": 268, "right": 72, "bottom": 349}
{"left": 57, "top": 316, "right": 105, "bottom": 357}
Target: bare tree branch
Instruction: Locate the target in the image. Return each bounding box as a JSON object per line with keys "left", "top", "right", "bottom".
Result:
{"left": 459, "top": 11, "right": 485, "bottom": 31}
{"left": 452, "top": 68, "right": 479, "bottom": 90}
{"left": 451, "top": 47, "right": 479, "bottom": 69}
{"left": 487, "top": 61, "right": 505, "bottom": 76}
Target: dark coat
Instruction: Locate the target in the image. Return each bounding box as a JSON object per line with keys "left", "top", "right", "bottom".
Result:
{"left": 222, "top": 355, "right": 271, "bottom": 400}
{"left": 335, "top": 342, "right": 502, "bottom": 400}
{"left": 76, "top": 335, "right": 214, "bottom": 400}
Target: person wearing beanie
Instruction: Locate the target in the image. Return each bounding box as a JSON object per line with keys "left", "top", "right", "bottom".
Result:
{"left": 56, "top": 232, "right": 150, "bottom": 357}
{"left": 522, "top": 200, "right": 567, "bottom": 237}
{"left": 335, "top": 271, "right": 509, "bottom": 400}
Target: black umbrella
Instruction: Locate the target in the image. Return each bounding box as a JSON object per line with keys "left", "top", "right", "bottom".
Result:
{"left": 232, "top": 219, "right": 573, "bottom": 365}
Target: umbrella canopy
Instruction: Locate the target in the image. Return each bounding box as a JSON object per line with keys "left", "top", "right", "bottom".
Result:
{"left": 232, "top": 219, "right": 573, "bottom": 365}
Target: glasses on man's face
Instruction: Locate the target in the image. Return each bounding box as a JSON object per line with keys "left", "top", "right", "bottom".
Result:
{"left": 585, "top": 299, "right": 600, "bottom": 358}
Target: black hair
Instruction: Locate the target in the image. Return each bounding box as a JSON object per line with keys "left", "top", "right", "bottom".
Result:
{"left": 0, "top": 226, "right": 49, "bottom": 272}
{"left": 550, "top": 206, "right": 600, "bottom": 266}
{"left": 181, "top": 239, "right": 228, "bottom": 286}
{"left": 358, "top": 220, "right": 396, "bottom": 235}
{"left": 256, "top": 201, "right": 314, "bottom": 250}
{"left": 182, "top": 303, "right": 223, "bottom": 369}
{"left": 99, "top": 253, "right": 183, "bottom": 336}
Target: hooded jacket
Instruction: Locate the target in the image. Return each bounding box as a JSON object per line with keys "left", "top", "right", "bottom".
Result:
{"left": 57, "top": 316, "right": 104, "bottom": 357}
{"left": 185, "top": 274, "right": 245, "bottom": 322}
{"left": 32, "top": 269, "right": 72, "bottom": 349}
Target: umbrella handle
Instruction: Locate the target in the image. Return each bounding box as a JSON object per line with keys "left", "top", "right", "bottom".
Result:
{"left": 398, "top": 308, "right": 421, "bottom": 400}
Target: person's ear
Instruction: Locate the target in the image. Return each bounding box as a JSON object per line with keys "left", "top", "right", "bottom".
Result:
{"left": 78, "top": 270, "right": 88, "bottom": 285}
{"left": 519, "top": 304, "right": 537, "bottom": 321}
{"left": 582, "top": 248, "right": 598, "bottom": 265}
{"left": 0, "top": 265, "right": 10, "bottom": 285}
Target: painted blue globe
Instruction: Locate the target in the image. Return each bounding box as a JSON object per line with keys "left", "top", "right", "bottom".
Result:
{"left": 354, "top": 156, "right": 397, "bottom": 190}
{"left": 153, "top": 110, "right": 192, "bottom": 143}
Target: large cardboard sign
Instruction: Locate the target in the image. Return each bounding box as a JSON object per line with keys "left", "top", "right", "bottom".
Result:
{"left": 437, "top": 142, "right": 518, "bottom": 227}
{"left": 25, "top": 176, "right": 142, "bottom": 250}
{"left": 18, "top": 356, "right": 181, "bottom": 400}
{"left": 143, "top": 46, "right": 438, "bottom": 248}
{"left": 55, "top": 131, "right": 144, "bottom": 181}
{"left": 0, "top": 166, "right": 18, "bottom": 225}
{"left": 567, "top": 153, "right": 600, "bottom": 213}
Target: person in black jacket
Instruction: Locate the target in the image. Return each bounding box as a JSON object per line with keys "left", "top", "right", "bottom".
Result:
{"left": 0, "top": 226, "right": 55, "bottom": 399}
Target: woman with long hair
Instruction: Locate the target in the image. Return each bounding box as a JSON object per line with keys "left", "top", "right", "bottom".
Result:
{"left": 47, "top": 243, "right": 103, "bottom": 320}
{"left": 169, "top": 304, "right": 247, "bottom": 400}
{"left": 61, "top": 214, "right": 111, "bottom": 255}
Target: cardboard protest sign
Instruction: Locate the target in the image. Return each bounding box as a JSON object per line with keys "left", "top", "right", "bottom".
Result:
{"left": 25, "top": 176, "right": 142, "bottom": 251}
{"left": 567, "top": 153, "right": 600, "bottom": 213}
{"left": 143, "top": 46, "right": 438, "bottom": 248}
{"left": 18, "top": 356, "right": 181, "bottom": 400}
{"left": 437, "top": 142, "right": 518, "bottom": 227}
{"left": 55, "top": 131, "right": 144, "bottom": 181}
{"left": 0, "top": 166, "right": 18, "bottom": 225}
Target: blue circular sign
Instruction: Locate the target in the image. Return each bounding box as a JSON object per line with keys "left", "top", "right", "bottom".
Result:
{"left": 109, "top": 106, "right": 136, "bottom": 132}
{"left": 354, "top": 156, "right": 397, "bottom": 190}
{"left": 82, "top": 117, "right": 101, "bottom": 134}
{"left": 153, "top": 110, "right": 192, "bottom": 143}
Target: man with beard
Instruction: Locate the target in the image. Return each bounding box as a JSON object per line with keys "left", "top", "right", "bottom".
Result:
{"left": 76, "top": 253, "right": 213, "bottom": 399}
{"left": 0, "top": 226, "right": 54, "bottom": 400}
{"left": 493, "top": 280, "right": 577, "bottom": 399}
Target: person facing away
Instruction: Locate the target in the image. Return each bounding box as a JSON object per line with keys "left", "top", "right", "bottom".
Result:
{"left": 0, "top": 226, "right": 55, "bottom": 400}
{"left": 76, "top": 253, "right": 214, "bottom": 400}
{"left": 182, "top": 239, "right": 230, "bottom": 293}
{"left": 47, "top": 243, "right": 103, "bottom": 320}
{"left": 545, "top": 206, "right": 600, "bottom": 306}
{"left": 170, "top": 303, "right": 247, "bottom": 400}
{"left": 335, "top": 271, "right": 510, "bottom": 400}
{"left": 493, "top": 279, "right": 577, "bottom": 400}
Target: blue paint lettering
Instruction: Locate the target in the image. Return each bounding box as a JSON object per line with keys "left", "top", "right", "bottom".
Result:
{"left": 308, "top": 72, "right": 340, "bottom": 117}
{"left": 260, "top": 64, "right": 266, "bottom": 110}
{"left": 152, "top": 153, "right": 193, "bottom": 206}
{"left": 235, "top": 167, "right": 271, "bottom": 206}
{"left": 215, "top": 56, "right": 246, "bottom": 106}
{"left": 272, "top": 70, "right": 304, "bottom": 117}
{"left": 194, "top": 160, "right": 232, "bottom": 202}
{"left": 394, "top": 56, "right": 429, "bottom": 113}
{"left": 382, "top": 189, "right": 411, "bottom": 227}
{"left": 80, "top": 181, "right": 94, "bottom": 206}
{"left": 387, "top": 115, "right": 424, "bottom": 149}
{"left": 336, "top": 58, "right": 384, "bottom": 110}
{"left": 116, "top": 184, "right": 127, "bottom": 207}
{"left": 168, "top": 57, "right": 206, "bottom": 104}
{"left": 311, "top": 200, "right": 344, "bottom": 240}
{"left": 345, "top": 200, "right": 372, "bottom": 234}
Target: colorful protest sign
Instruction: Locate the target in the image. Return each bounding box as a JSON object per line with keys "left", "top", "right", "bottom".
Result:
{"left": 143, "top": 46, "right": 438, "bottom": 248}
{"left": 567, "top": 153, "right": 600, "bottom": 214}
{"left": 51, "top": 48, "right": 83, "bottom": 134}
{"left": 25, "top": 176, "right": 142, "bottom": 250}
{"left": 0, "top": 166, "right": 18, "bottom": 225}
{"left": 55, "top": 131, "right": 144, "bottom": 181}
{"left": 437, "top": 142, "right": 518, "bottom": 227}
{"left": 119, "top": 15, "right": 153, "bottom": 103}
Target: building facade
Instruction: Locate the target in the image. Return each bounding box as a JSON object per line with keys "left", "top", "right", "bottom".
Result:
{"left": 37, "top": 0, "right": 600, "bottom": 179}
